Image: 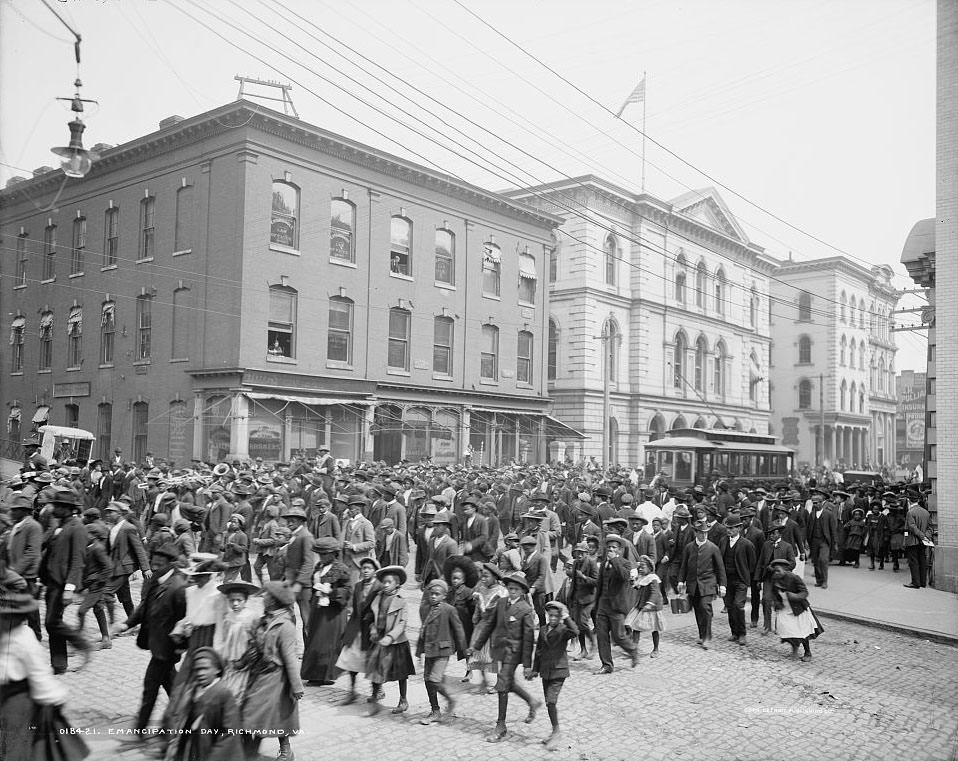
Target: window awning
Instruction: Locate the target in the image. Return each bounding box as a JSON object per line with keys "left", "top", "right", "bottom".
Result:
{"left": 518, "top": 256, "right": 538, "bottom": 281}
{"left": 245, "top": 392, "right": 369, "bottom": 407}
{"left": 7, "top": 407, "right": 21, "bottom": 421}
{"left": 544, "top": 414, "right": 585, "bottom": 439}
{"left": 33, "top": 406, "right": 50, "bottom": 423}
{"left": 67, "top": 307, "right": 82, "bottom": 336}
{"left": 482, "top": 244, "right": 501, "bottom": 264}
{"left": 39, "top": 312, "right": 53, "bottom": 329}
{"left": 101, "top": 303, "right": 115, "bottom": 326}
{"left": 9, "top": 316, "right": 24, "bottom": 344}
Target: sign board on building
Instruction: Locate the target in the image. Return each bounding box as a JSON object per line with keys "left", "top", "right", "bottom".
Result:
{"left": 53, "top": 382, "right": 90, "bottom": 398}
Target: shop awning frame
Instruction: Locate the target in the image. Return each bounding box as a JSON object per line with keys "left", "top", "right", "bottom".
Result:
{"left": 244, "top": 392, "right": 370, "bottom": 407}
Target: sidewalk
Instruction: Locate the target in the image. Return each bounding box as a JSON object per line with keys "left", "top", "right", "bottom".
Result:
{"left": 802, "top": 562, "right": 958, "bottom": 644}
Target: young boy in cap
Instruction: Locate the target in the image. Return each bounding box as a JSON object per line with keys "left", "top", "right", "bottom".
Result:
{"left": 416, "top": 577, "right": 468, "bottom": 725}
{"left": 531, "top": 600, "right": 579, "bottom": 750}
{"left": 468, "top": 571, "right": 541, "bottom": 743}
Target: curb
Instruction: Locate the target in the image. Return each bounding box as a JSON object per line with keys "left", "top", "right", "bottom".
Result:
{"left": 814, "top": 608, "right": 958, "bottom": 646}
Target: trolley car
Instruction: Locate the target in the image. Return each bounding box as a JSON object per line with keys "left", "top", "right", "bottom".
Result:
{"left": 644, "top": 428, "right": 793, "bottom": 488}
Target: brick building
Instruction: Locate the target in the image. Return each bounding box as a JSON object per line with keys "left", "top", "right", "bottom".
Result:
{"left": 1, "top": 100, "right": 576, "bottom": 466}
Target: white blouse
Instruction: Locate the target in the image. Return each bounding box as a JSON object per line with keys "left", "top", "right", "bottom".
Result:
{"left": 0, "top": 622, "right": 69, "bottom": 705}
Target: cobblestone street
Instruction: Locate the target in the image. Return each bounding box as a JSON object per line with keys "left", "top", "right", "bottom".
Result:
{"left": 54, "top": 581, "right": 958, "bottom": 761}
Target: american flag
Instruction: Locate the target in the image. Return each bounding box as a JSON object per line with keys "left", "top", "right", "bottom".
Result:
{"left": 615, "top": 77, "right": 646, "bottom": 118}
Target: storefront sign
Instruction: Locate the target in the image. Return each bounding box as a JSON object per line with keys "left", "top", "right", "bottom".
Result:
{"left": 53, "top": 382, "right": 90, "bottom": 398}
{"left": 249, "top": 424, "right": 282, "bottom": 461}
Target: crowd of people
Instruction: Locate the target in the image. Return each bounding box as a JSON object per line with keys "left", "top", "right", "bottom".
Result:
{"left": 0, "top": 443, "right": 935, "bottom": 760}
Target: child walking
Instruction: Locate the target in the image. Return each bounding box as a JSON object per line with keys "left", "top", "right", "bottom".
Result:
{"left": 530, "top": 600, "right": 578, "bottom": 751}
{"left": 629, "top": 554, "right": 666, "bottom": 658}
{"left": 415, "top": 578, "right": 468, "bottom": 725}
{"left": 366, "top": 565, "right": 416, "bottom": 715}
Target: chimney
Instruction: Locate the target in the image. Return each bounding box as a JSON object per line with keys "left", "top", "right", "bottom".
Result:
{"left": 159, "top": 115, "right": 184, "bottom": 129}
{"left": 91, "top": 143, "right": 114, "bottom": 153}
{"left": 6, "top": 176, "right": 26, "bottom": 188}
{"left": 32, "top": 166, "right": 54, "bottom": 177}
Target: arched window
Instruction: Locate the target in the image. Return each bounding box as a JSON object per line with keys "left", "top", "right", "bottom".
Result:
{"left": 878, "top": 356, "right": 886, "bottom": 392}
{"left": 67, "top": 306, "right": 82, "bottom": 368}
{"left": 799, "top": 379, "right": 812, "bottom": 409}
{"left": 850, "top": 381, "right": 857, "bottom": 409}
{"left": 649, "top": 413, "right": 665, "bottom": 442}
{"left": 480, "top": 324, "right": 498, "bottom": 380}
{"left": 840, "top": 291, "right": 847, "bottom": 322}
{"left": 859, "top": 389, "right": 865, "bottom": 413}
{"left": 270, "top": 181, "right": 299, "bottom": 248}
{"left": 860, "top": 304, "right": 866, "bottom": 330}
{"left": 695, "top": 262, "right": 707, "bottom": 308}
{"left": 888, "top": 360, "right": 895, "bottom": 391}
{"left": 714, "top": 340, "right": 726, "bottom": 397}
{"left": 859, "top": 342, "right": 866, "bottom": 370}
{"left": 604, "top": 318, "right": 620, "bottom": 384}
{"left": 432, "top": 315, "right": 454, "bottom": 375}
{"left": 849, "top": 294, "right": 857, "bottom": 321}
{"left": 840, "top": 379, "right": 848, "bottom": 410}
{"left": 330, "top": 198, "right": 356, "bottom": 262}
{"left": 39, "top": 311, "right": 53, "bottom": 371}
{"left": 674, "top": 254, "right": 687, "bottom": 304}
{"left": 328, "top": 297, "right": 354, "bottom": 364}
{"left": 869, "top": 301, "right": 875, "bottom": 334}
{"left": 714, "top": 268, "right": 726, "bottom": 315}
{"left": 604, "top": 235, "right": 617, "bottom": 286}
{"left": 840, "top": 335, "right": 847, "bottom": 366}
{"left": 9, "top": 315, "right": 25, "bottom": 373}
{"left": 748, "top": 350, "right": 761, "bottom": 402}
{"left": 388, "top": 308, "right": 411, "bottom": 370}
{"left": 694, "top": 335, "right": 707, "bottom": 391}
{"left": 673, "top": 331, "right": 687, "bottom": 390}
{"left": 672, "top": 415, "right": 688, "bottom": 431}
{"left": 268, "top": 285, "right": 297, "bottom": 358}
{"left": 798, "top": 335, "right": 812, "bottom": 364}
{"left": 693, "top": 416, "right": 707, "bottom": 429}
{"left": 798, "top": 292, "right": 812, "bottom": 321}
{"left": 100, "top": 302, "right": 115, "bottom": 365}
{"left": 547, "top": 319, "right": 558, "bottom": 380}
{"left": 135, "top": 294, "right": 152, "bottom": 361}
{"left": 390, "top": 216, "right": 412, "bottom": 276}
{"left": 749, "top": 287, "right": 758, "bottom": 328}
{"left": 434, "top": 228, "right": 455, "bottom": 285}
{"left": 482, "top": 240, "right": 501, "bottom": 296}
{"left": 849, "top": 338, "right": 857, "bottom": 369}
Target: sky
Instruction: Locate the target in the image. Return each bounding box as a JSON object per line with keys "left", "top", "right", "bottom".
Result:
{"left": 0, "top": 0, "right": 935, "bottom": 370}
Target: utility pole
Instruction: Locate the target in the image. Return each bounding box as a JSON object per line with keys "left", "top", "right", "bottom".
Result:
{"left": 819, "top": 373, "right": 826, "bottom": 468}
{"left": 595, "top": 324, "right": 612, "bottom": 469}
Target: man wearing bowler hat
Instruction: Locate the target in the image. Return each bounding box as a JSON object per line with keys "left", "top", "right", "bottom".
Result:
{"left": 806, "top": 489, "right": 838, "bottom": 588}
{"left": 281, "top": 502, "right": 315, "bottom": 643}
{"left": 4, "top": 492, "right": 43, "bottom": 640}
{"left": 593, "top": 534, "right": 640, "bottom": 673}
{"left": 677, "top": 519, "right": 726, "bottom": 649}
{"left": 341, "top": 496, "right": 376, "bottom": 584}
{"left": 422, "top": 509, "right": 460, "bottom": 586}
{"left": 719, "top": 513, "right": 756, "bottom": 645}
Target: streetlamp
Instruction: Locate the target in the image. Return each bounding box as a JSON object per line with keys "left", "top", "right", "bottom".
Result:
{"left": 52, "top": 81, "right": 98, "bottom": 179}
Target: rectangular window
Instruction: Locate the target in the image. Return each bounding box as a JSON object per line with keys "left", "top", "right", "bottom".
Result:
{"left": 132, "top": 402, "right": 149, "bottom": 464}
{"left": 171, "top": 289, "right": 192, "bottom": 360}
{"left": 136, "top": 296, "right": 152, "bottom": 360}
{"left": 16, "top": 235, "right": 28, "bottom": 286}
{"left": 517, "top": 331, "right": 533, "bottom": 383}
{"left": 174, "top": 186, "right": 194, "bottom": 253}
{"left": 480, "top": 325, "right": 498, "bottom": 380}
{"left": 43, "top": 225, "right": 56, "bottom": 280}
{"left": 67, "top": 307, "right": 82, "bottom": 368}
{"left": 268, "top": 288, "right": 296, "bottom": 358}
{"left": 65, "top": 403, "right": 79, "bottom": 429}
{"left": 100, "top": 303, "right": 115, "bottom": 365}
{"left": 482, "top": 243, "right": 501, "bottom": 296}
{"left": 330, "top": 199, "right": 355, "bottom": 262}
{"left": 104, "top": 207, "right": 119, "bottom": 266}
{"left": 327, "top": 299, "right": 353, "bottom": 363}
{"left": 71, "top": 217, "right": 86, "bottom": 274}
{"left": 390, "top": 217, "right": 412, "bottom": 276}
{"left": 518, "top": 254, "right": 537, "bottom": 303}
{"left": 10, "top": 318, "right": 24, "bottom": 372}
{"left": 271, "top": 182, "right": 299, "bottom": 249}
{"left": 388, "top": 309, "right": 410, "bottom": 370}
{"left": 96, "top": 403, "right": 112, "bottom": 462}
{"left": 549, "top": 247, "right": 558, "bottom": 283}
{"left": 433, "top": 317, "right": 453, "bottom": 375}
{"left": 39, "top": 314, "right": 53, "bottom": 371}
{"left": 435, "top": 229, "right": 455, "bottom": 285}
{"left": 139, "top": 197, "right": 155, "bottom": 260}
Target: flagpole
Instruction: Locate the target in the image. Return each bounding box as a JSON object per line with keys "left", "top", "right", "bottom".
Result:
{"left": 641, "top": 71, "right": 647, "bottom": 194}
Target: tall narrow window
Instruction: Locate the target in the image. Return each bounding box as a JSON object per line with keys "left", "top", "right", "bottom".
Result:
{"left": 387, "top": 308, "right": 411, "bottom": 370}
{"left": 136, "top": 295, "right": 152, "bottom": 361}
{"left": 548, "top": 245, "right": 558, "bottom": 283}
{"left": 518, "top": 253, "right": 537, "bottom": 303}
{"left": 714, "top": 268, "right": 726, "bottom": 315}
{"left": 482, "top": 241, "right": 501, "bottom": 296}
{"left": 480, "top": 325, "right": 498, "bottom": 380}
{"left": 132, "top": 401, "right": 149, "bottom": 464}
{"left": 749, "top": 287, "right": 758, "bottom": 328}
{"left": 859, "top": 390, "right": 865, "bottom": 413}
{"left": 16, "top": 234, "right": 28, "bottom": 286}
{"left": 42, "top": 224, "right": 56, "bottom": 280}
{"left": 104, "top": 207, "right": 119, "bottom": 266}
{"left": 39, "top": 312, "right": 53, "bottom": 371}
{"left": 714, "top": 340, "right": 726, "bottom": 397}
{"left": 859, "top": 343, "right": 865, "bottom": 370}
{"left": 673, "top": 331, "right": 687, "bottom": 390}
{"left": 547, "top": 319, "right": 558, "bottom": 380}
{"left": 840, "top": 380, "right": 847, "bottom": 411}
{"left": 434, "top": 228, "right": 454, "bottom": 285}
{"left": 327, "top": 297, "right": 353, "bottom": 364}
{"left": 139, "top": 196, "right": 155, "bottom": 260}
{"left": 517, "top": 331, "right": 534, "bottom": 384}
{"left": 433, "top": 316, "right": 454, "bottom": 375}
{"left": 390, "top": 216, "right": 412, "bottom": 275}
{"left": 96, "top": 403, "right": 112, "bottom": 462}
{"left": 840, "top": 335, "right": 847, "bottom": 366}
{"left": 171, "top": 288, "right": 192, "bottom": 360}
{"left": 695, "top": 262, "right": 707, "bottom": 308}
{"left": 798, "top": 292, "right": 812, "bottom": 321}
{"left": 798, "top": 335, "right": 812, "bottom": 364}
{"left": 605, "top": 235, "right": 617, "bottom": 285}
{"left": 270, "top": 181, "right": 299, "bottom": 248}
{"left": 840, "top": 291, "right": 847, "bottom": 322}
{"left": 67, "top": 306, "right": 82, "bottom": 368}
{"left": 849, "top": 338, "right": 857, "bottom": 369}
{"left": 604, "top": 318, "right": 619, "bottom": 384}
{"left": 100, "top": 302, "right": 116, "bottom": 365}
{"left": 71, "top": 217, "right": 86, "bottom": 274}
{"left": 9, "top": 316, "right": 25, "bottom": 372}
{"left": 749, "top": 350, "right": 760, "bottom": 402}
{"left": 330, "top": 198, "right": 355, "bottom": 262}
{"left": 268, "top": 286, "right": 296, "bottom": 358}
{"left": 65, "top": 403, "right": 79, "bottom": 429}
{"left": 694, "top": 336, "right": 707, "bottom": 391}
{"left": 799, "top": 379, "right": 812, "bottom": 409}
{"left": 174, "top": 185, "right": 194, "bottom": 253}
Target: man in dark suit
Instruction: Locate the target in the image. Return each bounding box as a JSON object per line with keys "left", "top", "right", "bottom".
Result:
{"left": 741, "top": 508, "right": 766, "bottom": 629}
{"left": 806, "top": 490, "right": 839, "bottom": 588}
{"left": 520, "top": 535, "right": 552, "bottom": 626}
{"left": 460, "top": 495, "right": 491, "bottom": 561}
{"left": 422, "top": 509, "right": 460, "bottom": 586}
{"left": 414, "top": 502, "right": 438, "bottom": 582}
{"left": 754, "top": 524, "right": 796, "bottom": 633}
{"left": 114, "top": 543, "right": 187, "bottom": 737}
{"left": 678, "top": 519, "right": 727, "bottom": 649}
{"left": 38, "top": 486, "right": 91, "bottom": 673}
{"left": 103, "top": 501, "right": 151, "bottom": 622}
{"left": 5, "top": 493, "right": 43, "bottom": 639}
{"left": 593, "top": 534, "right": 639, "bottom": 673}
{"left": 281, "top": 503, "right": 314, "bottom": 642}
{"left": 903, "top": 496, "right": 931, "bottom": 589}
{"left": 665, "top": 504, "right": 694, "bottom": 595}
{"left": 719, "top": 514, "right": 756, "bottom": 645}
{"left": 567, "top": 541, "right": 598, "bottom": 659}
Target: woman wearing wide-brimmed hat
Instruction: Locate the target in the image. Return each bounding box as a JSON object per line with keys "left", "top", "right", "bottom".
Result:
{"left": 770, "top": 560, "right": 824, "bottom": 662}
{"left": 213, "top": 581, "right": 260, "bottom": 700}
{"left": 842, "top": 507, "right": 867, "bottom": 567}
{"left": 1, "top": 593, "right": 88, "bottom": 761}
{"left": 469, "top": 562, "right": 507, "bottom": 693}
{"left": 365, "top": 565, "right": 417, "bottom": 715}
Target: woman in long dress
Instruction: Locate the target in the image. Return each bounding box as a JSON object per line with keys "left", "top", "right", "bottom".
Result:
{"left": 770, "top": 559, "right": 824, "bottom": 661}
{"left": 335, "top": 557, "right": 381, "bottom": 704}
{"left": 213, "top": 580, "right": 259, "bottom": 700}
{"left": 365, "top": 565, "right": 416, "bottom": 715}
{"left": 468, "top": 563, "right": 507, "bottom": 693}
{"left": 300, "top": 537, "right": 352, "bottom": 685}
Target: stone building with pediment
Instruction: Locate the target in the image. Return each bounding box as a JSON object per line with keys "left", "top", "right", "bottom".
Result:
{"left": 505, "top": 176, "right": 775, "bottom": 469}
